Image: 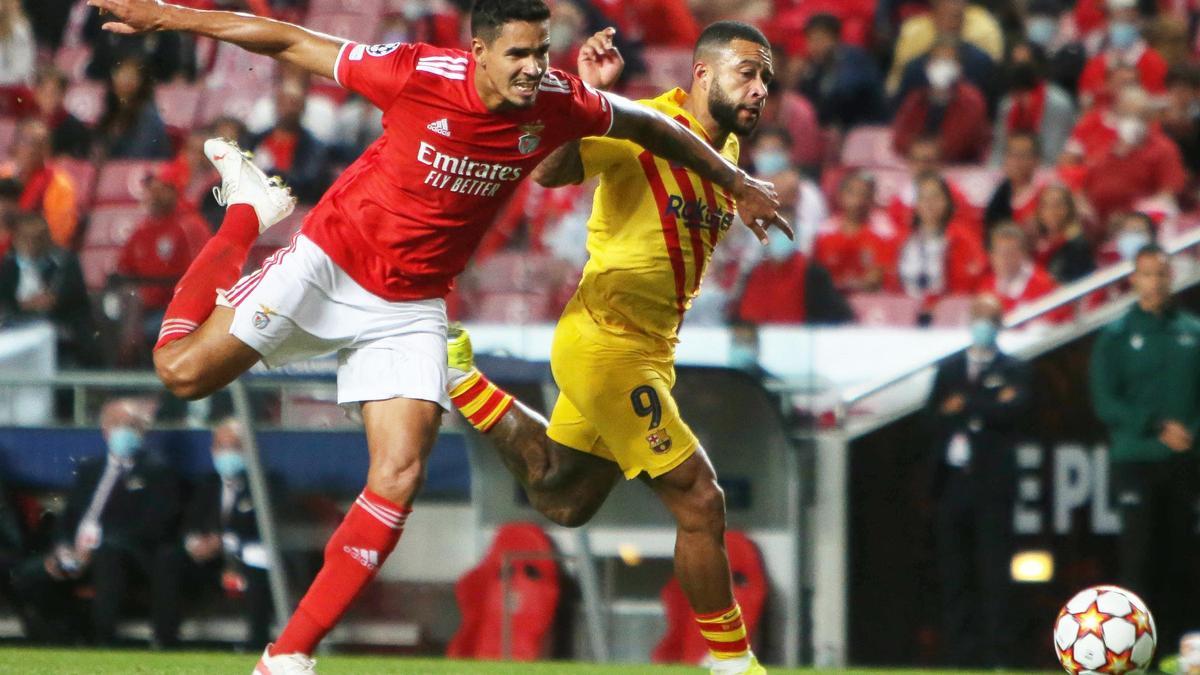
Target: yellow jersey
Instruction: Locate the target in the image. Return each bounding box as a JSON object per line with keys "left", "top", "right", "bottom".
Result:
{"left": 568, "top": 88, "right": 739, "bottom": 347}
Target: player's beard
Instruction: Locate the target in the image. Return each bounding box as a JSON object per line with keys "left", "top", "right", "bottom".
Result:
{"left": 708, "top": 80, "right": 760, "bottom": 137}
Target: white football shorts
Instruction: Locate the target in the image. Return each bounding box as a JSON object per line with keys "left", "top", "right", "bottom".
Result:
{"left": 218, "top": 234, "right": 450, "bottom": 411}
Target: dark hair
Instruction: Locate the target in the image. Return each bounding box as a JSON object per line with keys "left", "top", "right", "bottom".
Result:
{"left": 1007, "top": 130, "right": 1041, "bottom": 156}
{"left": 989, "top": 222, "right": 1028, "bottom": 252}
{"left": 1122, "top": 210, "right": 1156, "bottom": 235}
{"left": 0, "top": 178, "right": 22, "bottom": 201}
{"left": 33, "top": 65, "right": 68, "bottom": 91}
{"left": 470, "top": 0, "right": 551, "bottom": 42}
{"left": 839, "top": 169, "right": 876, "bottom": 197}
{"left": 804, "top": 13, "right": 842, "bottom": 37}
{"left": 694, "top": 20, "right": 770, "bottom": 61}
{"left": 1134, "top": 243, "right": 1166, "bottom": 262}
{"left": 1036, "top": 184, "right": 1078, "bottom": 233}
{"left": 97, "top": 55, "right": 157, "bottom": 141}
{"left": 1166, "top": 63, "right": 1200, "bottom": 89}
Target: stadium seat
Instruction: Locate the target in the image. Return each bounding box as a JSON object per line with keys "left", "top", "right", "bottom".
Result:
{"left": 942, "top": 166, "right": 1002, "bottom": 209}
{"left": 54, "top": 45, "right": 91, "bottom": 81}
{"left": 84, "top": 205, "right": 144, "bottom": 248}
{"left": 309, "top": 0, "right": 384, "bottom": 17}
{"left": 866, "top": 167, "right": 913, "bottom": 208}
{"left": 447, "top": 522, "right": 560, "bottom": 661}
{"left": 0, "top": 117, "right": 15, "bottom": 156}
{"left": 840, "top": 126, "right": 907, "bottom": 169}
{"left": 56, "top": 159, "right": 97, "bottom": 207}
{"left": 931, "top": 295, "right": 974, "bottom": 327}
{"left": 93, "top": 160, "right": 163, "bottom": 205}
{"left": 469, "top": 291, "right": 554, "bottom": 323}
{"left": 63, "top": 81, "right": 104, "bottom": 126}
{"left": 652, "top": 531, "right": 767, "bottom": 664}
{"left": 306, "top": 13, "right": 379, "bottom": 44}
{"left": 80, "top": 246, "right": 121, "bottom": 290}
{"left": 156, "top": 83, "right": 202, "bottom": 131}
{"left": 641, "top": 47, "right": 694, "bottom": 90}
{"left": 197, "top": 84, "right": 261, "bottom": 127}
{"left": 849, "top": 293, "right": 922, "bottom": 326}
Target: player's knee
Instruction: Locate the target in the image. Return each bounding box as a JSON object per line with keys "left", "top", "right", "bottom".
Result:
{"left": 153, "top": 349, "right": 207, "bottom": 400}
{"left": 367, "top": 455, "right": 427, "bottom": 505}
{"left": 679, "top": 479, "right": 726, "bottom": 535}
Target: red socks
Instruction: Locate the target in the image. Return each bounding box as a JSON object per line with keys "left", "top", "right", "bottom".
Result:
{"left": 271, "top": 489, "right": 410, "bottom": 656}
{"left": 155, "top": 204, "right": 260, "bottom": 350}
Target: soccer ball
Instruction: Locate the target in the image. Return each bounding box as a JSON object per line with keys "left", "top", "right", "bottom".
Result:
{"left": 1054, "top": 585, "right": 1156, "bottom": 675}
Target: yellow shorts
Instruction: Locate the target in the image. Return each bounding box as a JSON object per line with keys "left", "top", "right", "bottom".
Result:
{"left": 546, "top": 310, "right": 699, "bottom": 480}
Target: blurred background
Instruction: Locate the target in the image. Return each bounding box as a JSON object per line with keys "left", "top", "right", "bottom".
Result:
{"left": 0, "top": 0, "right": 1198, "bottom": 671}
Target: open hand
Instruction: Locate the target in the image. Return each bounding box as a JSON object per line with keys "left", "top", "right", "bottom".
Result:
{"left": 731, "top": 173, "right": 791, "bottom": 245}
{"left": 86, "top": 0, "right": 168, "bottom": 35}
{"left": 577, "top": 28, "right": 624, "bottom": 91}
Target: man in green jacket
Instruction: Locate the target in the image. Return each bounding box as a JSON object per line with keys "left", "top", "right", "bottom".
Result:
{"left": 1090, "top": 243, "right": 1200, "bottom": 654}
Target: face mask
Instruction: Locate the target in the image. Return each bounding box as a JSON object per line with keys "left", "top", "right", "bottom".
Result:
{"left": 969, "top": 319, "right": 998, "bottom": 349}
{"left": 1117, "top": 231, "right": 1151, "bottom": 260}
{"left": 107, "top": 426, "right": 142, "bottom": 459}
{"left": 925, "top": 59, "right": 960, "bottom": 91}
{"left": 1116, "top": 116, "right": 1147, "bottom": 146}
{"left": 1109, "top": 21, "right": 1140, "bottom": 51}
{"left": 766, "top": 229, "right": 795, "bottom": 261}
{"left": 213, "top": 450, "right": 246, "bottom": 479}
{"left": 729, "top": 343, "right": 759, "bottom": 371}
{"left": 753, "top": 150, "right": 790, "bottom": 176}
{"left": 1026, "top": 17, "right": 1057, "bottom": 47}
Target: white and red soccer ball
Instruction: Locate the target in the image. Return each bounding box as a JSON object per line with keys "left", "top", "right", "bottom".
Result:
{"left": 1054, "top": 585, "right": 1156, "bottom": 675}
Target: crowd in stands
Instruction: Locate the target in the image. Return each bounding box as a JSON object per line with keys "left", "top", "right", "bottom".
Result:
{"left": 0, "top": 0, "right": 1198, "bottom": 366}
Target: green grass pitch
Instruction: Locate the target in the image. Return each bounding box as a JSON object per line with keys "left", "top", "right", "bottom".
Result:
{"left": 0, "top": 648, "right": 1057, "bottom": 674}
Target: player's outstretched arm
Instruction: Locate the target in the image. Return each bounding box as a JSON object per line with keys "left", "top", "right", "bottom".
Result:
{"left": 87, "top": 0, "right": 344, "bottom": 81}
{"left": 606, "top": 95, "right": 792, "bottom": 243}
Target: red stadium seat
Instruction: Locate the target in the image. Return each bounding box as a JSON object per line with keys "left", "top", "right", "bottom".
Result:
{"left": 448, "top": 522, "right": 560, "bottom": 661}
{"left": 56, "top": 158, "right": 97, "bottom": 207}
{"left": 849, "top": 293, "right": 922, "bottom": 326}
{"left": 931, "top": 295, "right": 975, "bottom": 327}
{"left": 156, "top": 83, "right": 202, "bottom": 131}
{"left": 309, "top": 0, "right": 384, "bottom": 17}
{"left": 841, "top": 126, "right": 907, "bottom": 169}
{"left": 63, "top": 81, "right": 104, "bottom": 126}
{"left": 652, "top": 531, "right": 768, "bottom": 664}
{"left": 93, "top": 160, "right": 163, "bottom": 205}
{"left": 80, "top": 246, "right": 121, "bottom": 290}
{"left": 942, "top": 166, "right": 1002, "bottom": 209}
{"left": 54, "top": 45, "right": 92, "bottom": 81}
{"left": 84, "top": 205, "right": 144, "bottom": 248}
{"left": 306, "top": 13, "right": 378, "bottom": 44}
{"left": 641, "top": 47, "right": 694, "bottom": 90}
{"left": 197, "top": 85, "right": 261, "bottom": 126}
{"left": 864, "top": 167, "right": 912, "bottom": 208}
{"left": 468, "top": 291, "right": 554, "bottom": 323}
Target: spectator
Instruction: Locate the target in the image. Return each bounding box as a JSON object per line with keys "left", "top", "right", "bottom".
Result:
{"left": 1160, "top": 64, "right": 1200, "bottom": 180}
{"left": 892, "top": 38, "right": 990, "bottom": 164}
{"left": 733, "top": 230, "right": 853, "bottom": 325}
{"left": 83, "top": 8, "right": 188, "bottom": 83}
{"left": 1098, "top": 210, "right": 1155, "bottom": 266}
{"left": 1080, "top": 86, "right": 1186, "bottom": 223}
{"left": 813, "top": 171, "right": 900, "bottom": 293}
{"left": 1023, "top": 0, "right": 1087, "bottom": 95}
{"left": 898, "top": 174, "right": 987, "bottom": 308}
{"left": 1089, "top": 244, "right": 1200, "bottom": 655}
{"left": 31, "top": 66, "right": 92, "bottom": 160}
{"left": 0, "top": 212, "right": 97, "bottom": 366}
{"left": 1076, "top": 0, "right": 1167, "bottom": 107}
{"left": 0, "top": 119, "right": 79, "bottom": 248}
{"left": 797, "top": 13, "right": 884, "bottom": 130}
{"left": 976, "top": 223, "right": 1061, "bottom": 317}
{"left": 887, "top": 135, "right": 982, "bottom": 238}
{"left": 114, "top": 163, "right": 211, "bottom": 346}
{"left": 1032, "top": 185, "right": 1095, "bottom": 284}
{"left": 925, "top": 293, "right": 1030, "bottom": 669}
{"left": 984, "top": 132, "right": 1047, "bottom": 232}
{"left": 161, "top": 419, "right": 277, "bottom": 650}
{"left": 991, "top": 41, "right": 1076, "bottom": 166}
{"left": 894, "top": 33, "right": 999, "bottom": 112}
{"left": 887, "top": 0, "right": 1004, "bottom": 95}
{"left": 246, "top": 65, "right": 338, "bottom": 146}
{"left": 94, "top": 55, "right": 173, "bottom": 160}
{"left": 753, "top": 92, "right": 823, "bottom": 171}
{"left": 248, "top": 73, "right": 331, "bottom": 204}
{"left": 11, "top": 399, "right": 181, "bottom": 645}
{"left": 1060, "top": 63, "right": 1141, "bottom": 166}
{"left": 0, "top": 0, "right": 33, "bottom": 87}
{"left": 767, "top": 167, "right": 828, "bottom": 255}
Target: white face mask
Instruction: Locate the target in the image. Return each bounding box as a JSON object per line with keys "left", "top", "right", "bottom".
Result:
{"left": 926, "top": 59, "right": 960, "bottom": 91}
{"left": 1116, "top": 116, "right": 1147, "bottom": 146}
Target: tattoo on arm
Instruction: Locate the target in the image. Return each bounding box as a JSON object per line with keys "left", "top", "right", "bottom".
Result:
{"left": 532, "top": 141, "right": 584, "bottom": 187}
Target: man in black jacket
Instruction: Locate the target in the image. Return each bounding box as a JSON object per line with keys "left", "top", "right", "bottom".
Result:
{"left": 11, "top": 399, "right": 181, "bottom": 645}
{"left": 161, "top": 418, "right": 276, "bottom": 650}
{"left": 924, "top": 294, "right": 1032, "bottom": 669}
{"left": 0, "top": 212, "right": 97, "bottom": 367}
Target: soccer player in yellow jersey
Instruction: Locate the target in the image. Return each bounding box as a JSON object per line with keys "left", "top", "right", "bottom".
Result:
{"left": 446, "top": 22, "right": 785, "bottom": 674}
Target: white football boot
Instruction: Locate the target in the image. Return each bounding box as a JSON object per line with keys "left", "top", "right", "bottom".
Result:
{"left": 205, "top": 137, "right": 296, "bottom": 233}
{"left": 253, "top": 644, "right": 316, "bottom": 674}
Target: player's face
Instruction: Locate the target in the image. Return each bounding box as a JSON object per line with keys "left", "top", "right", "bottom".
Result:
{"left": 703, "top": 39, "right": 773, "bottom": 137}
{"left": 474, "top": 20, "right": 551, "bottom": 110}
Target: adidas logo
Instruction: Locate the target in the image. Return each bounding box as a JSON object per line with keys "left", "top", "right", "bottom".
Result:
{"left": 343, "top": 546, "right": 380, "bottom": 570}
{"left": 427, "top": 118, "right": 451, "bottom": 137}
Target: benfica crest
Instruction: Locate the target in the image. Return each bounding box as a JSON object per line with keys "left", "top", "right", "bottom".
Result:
{"left": 518, "top": 121, "right": 544, "bottom": 154}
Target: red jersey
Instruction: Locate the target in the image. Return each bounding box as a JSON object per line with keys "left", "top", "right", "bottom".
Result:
{"left": 117, "top": 210, "right": 211, "bottom": 309}
{"left": 302, "top": 42, "right": 614, "bottom": 301}
{"left": 976, "top": 263, "right": 1059, "bottom": 315}
{"left": 813, "top": 214, "right": 901, "bottom": 292}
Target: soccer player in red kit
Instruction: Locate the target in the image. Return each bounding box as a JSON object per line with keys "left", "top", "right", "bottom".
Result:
{"left": 86, "top": 0, "right": 789, "bottom": 671}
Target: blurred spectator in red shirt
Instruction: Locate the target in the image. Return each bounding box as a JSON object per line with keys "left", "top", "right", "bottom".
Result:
{"left": 1033, "top": 185, "right": 1096, "bottom": 284}
{"left": 249, "top": 72, "right": 331, "bottom": 204}
{"left": 1060, "top": 64, "right": 1140, "bottom": 171}
{"left": 796, "top": 13, "right": 885, "bottom": 131}
{"left": 115, "top": 164, "right": 211, "bottom": 314}
{"left": 898, "top": 174, "right": 987, "bottom": 308}
{"left": 976, "top": 223, "right": 1062, "bottom": 318}
{"left": 887, "top": 136, "right": 982, "bottom": 239}
{"left": 892, "top": 38, "right": 990, "bottom": 163}
{"left": 984, "top": 132, "right": 1047, "bottom": 234}
{"left": 1080, "top": 86, "right": 1186, "bottom": 223}
{"left": 30, "top": 67, "right": 92, "bottom": 160}
{"left": 589, "top": 0, "right": 699, "bottom": 47}
{"left": 734, "top": 232, "right": 853, "bottom": 325}
{"left": 814, "top": 171, "right": 901, "bottom": 293}
{"left": 1076, "top": 0, "right": 1167, "bottom": 107}
{"left": 0, "top": 119, "right": 78, "bottom": 249}
{"left": 991, "top": 41, "right": 1076, "bottom": 166}
{"left": 94, "top": 55, "right": 173, "bottom": 160}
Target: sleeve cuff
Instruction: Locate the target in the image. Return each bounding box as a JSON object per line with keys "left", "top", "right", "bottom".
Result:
{"left": 332, "top": 41, "right": 352, "bottom": 88}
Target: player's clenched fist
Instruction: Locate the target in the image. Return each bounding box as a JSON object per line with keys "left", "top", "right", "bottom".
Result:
{"left": 87, "top": 0, "right": 167, "bottom": 34}
{"left": 731, "top": 173, "right": 792, "bottom": 244}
